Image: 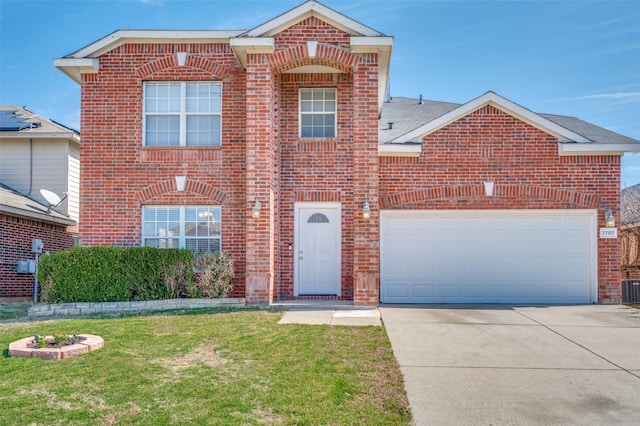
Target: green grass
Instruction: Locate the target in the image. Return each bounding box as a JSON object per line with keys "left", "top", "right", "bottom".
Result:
{"left": 0, "top": 310, "right": 411, "bottom": 425}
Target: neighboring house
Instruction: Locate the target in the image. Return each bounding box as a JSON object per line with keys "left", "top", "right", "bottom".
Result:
{"left": 0, "top": 106, "right": 80, "bottom": 233}
{"left": 0, "top": 184, "right": 75, "bottom": 298}
{"left": 54, "top": 0, "right": 640, "bottom": 305}
{"left": 0, "top": 106, "right": 80, "bottom": 298}
{"left": 621, "top": 184, "right": 640, "bottom": 279}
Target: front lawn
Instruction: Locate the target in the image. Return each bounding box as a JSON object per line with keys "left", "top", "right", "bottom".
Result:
{"left": 0, "top": 309, "right": 411, "bottom": 425}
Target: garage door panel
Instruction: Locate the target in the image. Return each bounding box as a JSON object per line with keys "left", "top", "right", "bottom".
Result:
{"left": 381, "top": 210, "right": 596, "bottom": 304}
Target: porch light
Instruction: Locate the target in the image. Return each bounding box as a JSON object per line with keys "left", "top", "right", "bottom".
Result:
{"left": 605, "top": 210, "right": 615, "bottom": 228}
{"left": 252, "top": 200, "right": 261, "bottom": 219}
{"left": 362, "top": 200, "right": 371, "bottom": 219}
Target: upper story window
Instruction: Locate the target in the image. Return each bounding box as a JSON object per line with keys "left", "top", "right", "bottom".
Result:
{"left": 142, "top": 205, "right": 221, "bottom": 251}
{"left": 143, "top": 82, "right": 222, "bottom": 147}
{"left": 299, "top": 88, "right": 336, "bottom": 138}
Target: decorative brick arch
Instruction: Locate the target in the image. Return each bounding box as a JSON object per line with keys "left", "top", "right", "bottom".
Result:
{"left": 380, "top": 184, "right": 600, "bottom": 209}
{"left": 137, "top": 54, "right": 231, "bottom": 80}
{"left": 268, "top": 44, "right": 359, "bottom": 74}
{"left": 135, "top": 178, "right": 227, "bottom": 204}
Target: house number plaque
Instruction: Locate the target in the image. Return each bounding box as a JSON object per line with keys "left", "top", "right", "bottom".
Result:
{"left": 599, "top": 228, "right": 618, "bottom": 239}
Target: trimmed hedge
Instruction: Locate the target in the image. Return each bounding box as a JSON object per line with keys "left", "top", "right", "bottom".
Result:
{"left": 37, "top": 247, "right": 233, "bottom": 303}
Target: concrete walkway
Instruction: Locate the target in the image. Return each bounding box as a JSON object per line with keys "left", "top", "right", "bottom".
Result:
{"left": 275, "top": 301, "right": 382, "bottom": 326}
{"left": 381, "top": 304, "right": 640, "bottom": 425}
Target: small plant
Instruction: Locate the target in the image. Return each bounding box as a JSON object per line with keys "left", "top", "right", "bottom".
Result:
{"left": 32, "top": 333, "right": 80, "bottom": 348}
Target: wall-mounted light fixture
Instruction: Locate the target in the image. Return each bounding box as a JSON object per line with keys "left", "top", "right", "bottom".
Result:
{"left": 605, "top": 210, "right": 615, "bottom": 228}
{"left": 252, "top": 200, "right": 261, "bottom": 219}
{"left": 362, "top": 200, "right": 371, "bottom": 219}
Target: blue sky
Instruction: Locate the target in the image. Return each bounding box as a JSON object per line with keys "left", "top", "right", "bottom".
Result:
{"left": 1, "top": 0, "right": 639, "bottom": 185}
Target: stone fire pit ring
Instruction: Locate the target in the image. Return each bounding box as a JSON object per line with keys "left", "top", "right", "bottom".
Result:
{"left": 9, "top": 334, "right": 104, "bottom": 360}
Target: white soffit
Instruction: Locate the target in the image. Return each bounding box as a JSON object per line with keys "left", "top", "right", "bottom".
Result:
{"left": 558, "top": 143, "right": 640, "bottom": 156}
{"left": 54, "top": 58, "right": 99, "bottom": 84}
{"left": 69, "top": 30, "right": 244, "bottom": 58}
{"left": 243, "top": 1, "right": 383, "bottom": 37}
{"left": 378, "top": 144, "right": 421, "bottom": 157}
{"left": 229, "top": 37, "right": 275, "bottom": 68}
{"left": 392, "top": 91, "right": 593, "bottom": 144}
{"left": 55, "top": 30, "right": 244, "bottom": 83}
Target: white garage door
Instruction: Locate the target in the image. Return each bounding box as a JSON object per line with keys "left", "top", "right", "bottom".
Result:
{"left": 381, "top": 210, "right": 596, "bottom": 304}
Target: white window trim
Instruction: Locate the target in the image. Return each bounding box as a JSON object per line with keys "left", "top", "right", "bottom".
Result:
{"left": 299, "top": 87, "right": 337, "bottom": 138}
{"left": 143, "top": 81, "right": 222, "bottom": 147}
{"left": 142, "top": 205, "right": 222, "bottom": 250}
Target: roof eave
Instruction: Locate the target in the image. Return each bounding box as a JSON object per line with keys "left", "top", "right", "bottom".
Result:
{"left": 0, "top": 133, "right": 80, "bottom": 141}
{"left": 378, "top": 143, "right": 421, "bottom": 157}
{"left": 0, "top": 204, "right": 76, "bottom": 227}
{"left": 558, "top": 143, "right": 640, "bottom": 156}
{"left": 230, "top": 37, "right": 275, "bottom": 68}
{"left": 54, "top": 58, "right": 100, "bottom": 84}
{"left": 351, "top": 37, "right": 393, "bottom": 115}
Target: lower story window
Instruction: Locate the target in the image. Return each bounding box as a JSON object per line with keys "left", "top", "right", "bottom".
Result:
{"left": 142, "top": 205, "right": 221, "bottom": 251}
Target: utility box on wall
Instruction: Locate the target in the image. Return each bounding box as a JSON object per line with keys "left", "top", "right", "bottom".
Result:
{"left": 16, "top": 260, "right": 36, "bottom": 274}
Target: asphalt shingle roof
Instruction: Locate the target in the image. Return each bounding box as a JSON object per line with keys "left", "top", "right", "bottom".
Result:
{"left": 379, "top": 96, "right": 640, "bottom": 145}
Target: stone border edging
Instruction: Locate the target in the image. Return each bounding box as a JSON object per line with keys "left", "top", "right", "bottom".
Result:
{"left": 28, "top": 298, "right": 246, "bottom": 318}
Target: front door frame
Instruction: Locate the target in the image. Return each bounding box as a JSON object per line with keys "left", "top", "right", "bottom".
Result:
{"left": 294, "top": 202, "right": 342, "bottom": 296}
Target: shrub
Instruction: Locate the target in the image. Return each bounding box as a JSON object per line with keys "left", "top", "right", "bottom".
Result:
{"left": 37, "top": 247, "right": 234, "bottom": 303}
{"left": 191, "top": 251, "right": 235, "bottom": 298}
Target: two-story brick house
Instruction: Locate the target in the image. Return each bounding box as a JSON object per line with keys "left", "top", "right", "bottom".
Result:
{"left": 55, "top": 1, "right": 640, "bottom": 305}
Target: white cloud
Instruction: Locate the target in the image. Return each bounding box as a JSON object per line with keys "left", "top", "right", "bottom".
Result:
{"left": 558, "top": 92, "right": 640, "bottom": 101}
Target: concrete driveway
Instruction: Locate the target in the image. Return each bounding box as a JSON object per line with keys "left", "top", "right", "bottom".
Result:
{"left": 380, "top": 304, "right": 640, "bottom": 425}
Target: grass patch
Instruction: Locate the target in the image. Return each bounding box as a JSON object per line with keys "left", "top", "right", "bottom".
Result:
{"left": 0, "top": 310, "right": 411, "bottom": 425}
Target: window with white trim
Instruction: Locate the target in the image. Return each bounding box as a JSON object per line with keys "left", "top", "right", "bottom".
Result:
{"left": 143, "top": 82, "right": 222, "bottom": 146}
{"left": 299, "top": 88, "right": 336, "bottom": 138}
{"left": 142, "top": 206, "right": 221, "bottom": 251}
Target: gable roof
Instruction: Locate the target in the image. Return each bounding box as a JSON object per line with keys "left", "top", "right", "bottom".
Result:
{"left": 0, "top": 183, "right": 75, "bottom": 226}
{"left": 379, "top": 92, "right": 640, "bottom": 156}
{"left": 55, "top": 1, "right": 392, "bottom": 114}
{"left": 241, "top": 0, "right": 384, "bottom": 38}
{"left": 622, "top": 183, "right": 640, "bottom": 226}
{"left": 0, "top": 106, "right": 79, "bottom": 141}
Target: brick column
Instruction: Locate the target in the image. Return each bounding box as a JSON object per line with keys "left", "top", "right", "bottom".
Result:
{"left": 352, "top": 55, "right": 380, "bottom": 306}
{"left": 245, "top": 53, "right": 276, "bottom": 305}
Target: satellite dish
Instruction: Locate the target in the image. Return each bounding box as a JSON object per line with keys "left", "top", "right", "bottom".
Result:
{"left": 40, "top": 189, "right": 62, "bottom": 206}
{"left": 39, "top": 189, "right": 68, "bottom": 214}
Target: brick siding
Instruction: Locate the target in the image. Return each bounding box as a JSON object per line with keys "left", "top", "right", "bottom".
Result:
{"left": 0, "top": 213, "right": 74, "bottom": 298}
{"left": 379, "top": 105, "right": 622, "bottom": 303}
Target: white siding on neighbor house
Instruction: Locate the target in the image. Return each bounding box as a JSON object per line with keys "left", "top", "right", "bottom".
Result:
{"left": 0, "top": 138, "right": 70, "bottom": 215}
{"left": 67, "top": 143, "right": 80, "bottom": 223}
{"left": 0, "top": 140, "right": 31, "bottom": 192}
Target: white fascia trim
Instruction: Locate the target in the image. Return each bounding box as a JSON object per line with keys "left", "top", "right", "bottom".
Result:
{"left": 230, "top": 37, "right": 275, "bottom": 68}
{"left": 558, "top": 143, "right": 640, "bottom": 156}
{"left": 350, "top": 37, "right": 393, "bottom": 115}
{"left": 0, "top": 205, "right": 76, "bottom": 227}
{"left": 392, "top": 91, "right": 593, "bottom": 144}
{"left": 378, "top": 144, "right": 421, "bottom": 157}
{"left": 244, "top": 1, "right": 382, "bottom": 37}
{"left": 350, "top": 36, "right": 393, "bottom": 53}
{"left": 68, "top": 30, "right": 244, "bottom": 59}
{"left": 54, "top": 58, "right": 99, "bottom": 84}
{"left": 0, "top": 133, "right": 80, "bottom": 141}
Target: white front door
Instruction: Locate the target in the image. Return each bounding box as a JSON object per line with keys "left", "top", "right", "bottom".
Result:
{"left": 295, "top": 203, "right": 341, "bottom": 296}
